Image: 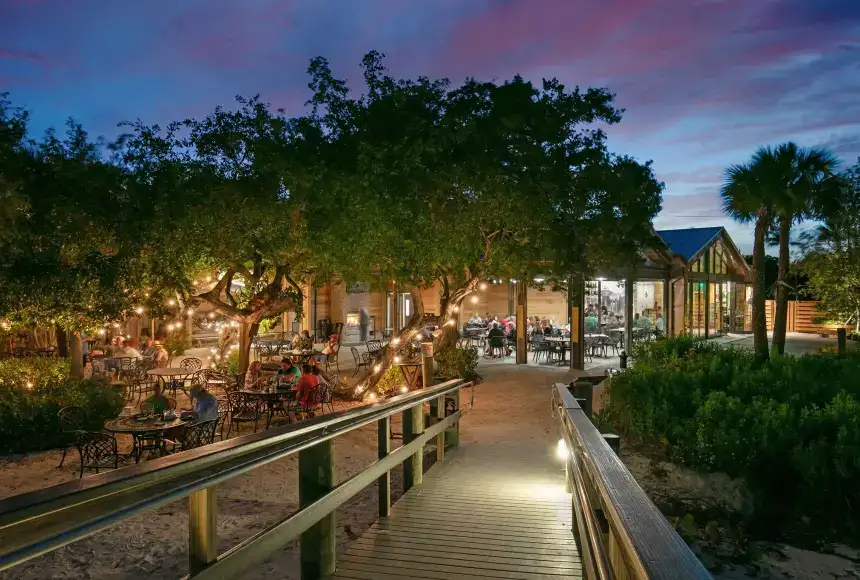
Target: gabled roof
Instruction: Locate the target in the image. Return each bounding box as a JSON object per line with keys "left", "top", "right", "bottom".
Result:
{"left": 656, "top": 227, "right": 724, "bottom": 261}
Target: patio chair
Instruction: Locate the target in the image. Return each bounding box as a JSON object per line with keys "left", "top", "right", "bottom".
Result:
{"left": 180, "top": 357, "right": 203, "bottom": 371}
{"left": 320, "top": 379, "right": 335, "bottom": 414}
{"left": 351, "top": 347, "right": 373, "bottom": 377}
{"left": 366, "top": 340, "right": 382, "bottom": 357}
{"left": 225, "top": 391, "right": 264, "bottom": 437}
{"left": 115, "top": 357, "right": 138, "bottom": 382}
{"left": 74, "top": 431, "right": 119, "bottom": 478}
{"left": 202, "top": 369, "right": 230, "bottom": 395}
{"left": 165, "top": 420, "right": 219, "bottom": 453}
{"left": 324, "top": 348, "right": 340, "bottom": 373}
{"left": 57, "top": 406, "right": 87, "bottom": 468}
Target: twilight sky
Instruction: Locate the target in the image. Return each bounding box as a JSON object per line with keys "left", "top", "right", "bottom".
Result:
{"left": 2, "top": 0, "right": 859, "bottom": 252}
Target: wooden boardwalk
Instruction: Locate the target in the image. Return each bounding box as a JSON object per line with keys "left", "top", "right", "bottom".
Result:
{"left": 331, "top": 445, "right": 582, "bottom": 580}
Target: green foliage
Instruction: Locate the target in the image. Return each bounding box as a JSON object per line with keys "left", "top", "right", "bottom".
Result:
{"left": 435, "top": 346, "right": 480, "bottom": 381}
{"left": 0, "top": 378, "right": 124, "bottom": 454}
{"left": 607, "top": 336, "right": 860, "bottom": 540}
{"left": 164, "top": 333, "right": 190, "bottom": 358}
{"left": 0, "top": 357, "right": 70, "bottom": 389}
{"left": 374, "top": 365, "right": 405, "bottom": 396}
{"left": 800, "top": 158, "right": 860, "bottom": 325}
{"left": 215, "top": 350, "right": 241, "bottom": 377}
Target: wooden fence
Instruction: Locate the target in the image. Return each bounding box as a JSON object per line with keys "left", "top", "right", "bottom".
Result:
{"left": 764, "top": 301, "right": 856, "bottom": 334}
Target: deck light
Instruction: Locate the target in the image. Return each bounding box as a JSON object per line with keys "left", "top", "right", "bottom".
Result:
{"left": 556, "top": 439, "right": 568, "bottom": 461}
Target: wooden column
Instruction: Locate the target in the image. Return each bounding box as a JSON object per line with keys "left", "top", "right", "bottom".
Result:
{"left": 662, "top": 278, "right": 670, "bottom": 337}
{"left": 188, "top": 487, "right": 218, "bottom": 575}
{"left": 569, "top": 276, "right": 585, "bottom": 371}
{"left": 402, "top": 404, "right": 423, "bottom": 491}
{"left": 299, "top": 440, "right": 336, "bottom": 580}
{"left": 515, "top": 281, "right": 528, "bottom": 365}
{"left": 378, "top": 417, "right": 391, "bottom": 517}
{"left": 624, "top": 279, "right": 634, "bottom": 353}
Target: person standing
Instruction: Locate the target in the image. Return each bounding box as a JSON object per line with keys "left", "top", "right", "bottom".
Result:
{"left": 359, "top": 308, "right": 370, "bottom": 342}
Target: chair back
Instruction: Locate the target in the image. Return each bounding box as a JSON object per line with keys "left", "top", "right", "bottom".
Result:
{"left": 58, "top": 406, "right": 87, "bottom": 432}
{"left": 116, "top": 357, "right": 137, "bottom": 372}
{"left": 234, "top": 373, "right": 247, "bottom": 390}
{"left": 350, "top": 346, "right": 361, "bottom": 364}
{"left": 366, "top": 340, "right": 382, "bottom": 354}
{"left": 181, "top": 420, "right": 219, "bottom": 450}
{"left": 180, "top": 357, "right": 203, "bottom": 371}
{"left": 74, "top": 431, "right": 117, "bottom": 468}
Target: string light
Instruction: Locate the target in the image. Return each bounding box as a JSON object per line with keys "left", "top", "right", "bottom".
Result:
{"left": 134, "top": 306, "right": 144, "bottom": 314}
{"left": 25, "top": 382, "right": 33, "bottom": 389}
{"left": 479, "top": 282, "right": 488, "bottom": 291}
{"left": 167, "top": 324, "right": 175, "bottom": 331}
{"left": 205, "top": 276, "right": 212, "bottom": 283}
{"left": 394, "top": 356, "right": 402, "bottom": 363}
{"left": 208, "top": 312, "right": 215, "bottom": 319}
{"left": 400, "top": 386, "right": 408, "bottom": 393}
{"left": 186, "top": 308, "right": 194, "bottom": 316}
{"left": 374, "top": 364, "right": 382, "bottom": 373}
{"left": 112, "top": 323, "right": 120, "bottom": 328}
{"left": 98, "top": 328, "right": 105, "bottom": 335}
{"left": 368, "top": 392, "right": 377, "bottom": 400}
{"left": 453, "top": 306, "right": 459, "bottom": 313}
{"left": 392, "top": 337, "right": 400, "bottom": 346}
{"left": 471, "top": 296, "right": 479, "bottom": 304}
{"left": 446, "top": 319, "right": 456, "bottom": 326}
{"left": 168, "top": 299, "right": 176, "bottom": 306}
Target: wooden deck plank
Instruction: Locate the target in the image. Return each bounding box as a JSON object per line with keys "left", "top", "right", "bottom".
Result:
{"left": 330, "top": 446, "right": 582, "bottom": 580}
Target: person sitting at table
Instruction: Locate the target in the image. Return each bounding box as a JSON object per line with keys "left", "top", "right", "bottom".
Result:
{"left": 487, "top": 323, "right": 506, "bottom": 358}
{"left": 246, "top": 360, "right": 264, "bottom": 388}
{"left": 143, "top": 383, "right": 171, "bottom": 414}
{"left": 114, "top": 339, "right": 143, "bottom": 359}
{"left": 153, "top": 342, "right": 169, "bottom": 368}
{"left": 293, "top": 364, "right": 320, "bottom": 418}
{"left": 468, "top": 314, "right": 483, "bottom": 325}
{"left": 585, "top": 314, "right": 600, "bottom": 333}
{"left": 278, "top": 357, "right": 302, "bottom": 386}
{"left": 190, "top": 384, "right": 219, "bottom": 422}
{"left": 319, "top": 334, "right": 339, "bottom": 363}
{"left": 311, "top": 365, "right": 329, "bottom": 389}
{"left": 141, "top": 339, "right": 156, "bottom": 358}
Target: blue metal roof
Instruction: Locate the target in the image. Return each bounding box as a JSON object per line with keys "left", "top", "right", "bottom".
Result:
{"left": 656, "top": 227, "right": 724, "bottom": 261}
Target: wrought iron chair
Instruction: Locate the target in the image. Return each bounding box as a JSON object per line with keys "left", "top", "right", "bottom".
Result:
{"left": 320, "top": 378, "right": 336, "bottom": 414}
{"left": 57, "top": 406, "right": 87, "bottom": 468}
{"left": 351, "top": 347, "right": 373, "bottom": 377}
{"left": 74, "top": 431, "right": 119, "bottom": 478}
{"left": 324, "top": 348, "right": 340, "bottom": 373}
{"left": 225, "top": 391, "right": 264, "bottom": 437}
{"left": 366, "top": 340, "right": 382, "bottom": 358}
{"left": 180, "top": 357, "right": 203, "bottom": 371}
{"left": 165, "top": 420, "right": 219, "bottom": 453}
{"left": 115, "top": 357, "right": 138, "bottom": 382}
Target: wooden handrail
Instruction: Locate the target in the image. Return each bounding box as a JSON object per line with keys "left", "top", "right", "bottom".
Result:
{"left": 553, "top": 383, "right": 711, "bottom": 580}
{"left": 0, "top": 379, "right": 470, "bottom": 578}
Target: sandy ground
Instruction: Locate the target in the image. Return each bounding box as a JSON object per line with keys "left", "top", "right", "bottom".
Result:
{"left": 0, "top": 360, "right": 569, "bottom": 579}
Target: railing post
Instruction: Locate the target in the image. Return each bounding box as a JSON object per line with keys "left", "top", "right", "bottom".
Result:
{"left": 446, "top": 386, "right": 460, "bottom": 447}
{"left": 572, "top": 381, "right": 593, "bottom": 418}
{"left": 378, "top": 416, "right": 391, "bottom": 518}
{"left": 403, "top": 402, "right": 424, "bottom": 491}
{"left": 436, "top": 394, "right": 445, "bottom": 462}
{"left": 188, "top": 486, "right": 218, "bottom": 576}
{"left": 299, "top": 439, "right": 335, "bottom": 580}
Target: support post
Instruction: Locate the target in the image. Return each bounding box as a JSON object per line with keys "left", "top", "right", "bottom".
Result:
{"left": 838, "top": 327, "right": 847, "bottom": 355}
{"left": 188, "top": 486, "right": 218, "bottom": 576}
{"left": 569, "top": 276, "right": 585, "bottom": 371}
{"left": 625, "top": 279, "right": 634, "bottom": 353}
{"left": 402, "top": 403, "right": 424, "bottom": 491}
{"left": 436, "top": 394, "right": 445, "bottom": 462}
{"left": 602, "top": 434, "right": 621, "bottom": 454}
{"left": 515, "top": 281, "right": 528, "bottom": 365}
{"left": 446, "top": 387, "right": 461, "bottom": 447}
{"left": 299, "top": 440, "right": 335, "bottom": 580}
{"left": 186, "top": 310, "right": 194, "bottom": 344}
{"left": 378, "top": 417, "right": 391, "bottom": 518}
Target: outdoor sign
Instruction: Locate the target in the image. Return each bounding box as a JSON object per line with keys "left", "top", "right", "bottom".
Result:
{"left": 421, "top": 342, "right": 434, "bottom": 358}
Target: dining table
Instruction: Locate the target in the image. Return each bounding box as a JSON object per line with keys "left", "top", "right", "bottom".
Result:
{"left": 281, "top": 349, "right": 322, "bottom": 364}
{"left": 104, "top": 414, "right": 192, "bottom": 462}
{"left": 239, "top": 386, "right": 296, "bottom": 428}
{"left": 147, "top": 367, "right": 195, "bottom": 395}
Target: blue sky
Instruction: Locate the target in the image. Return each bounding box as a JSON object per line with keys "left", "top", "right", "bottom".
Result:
{"left": 2, "top": 0, "right": 859, "bottom": 251}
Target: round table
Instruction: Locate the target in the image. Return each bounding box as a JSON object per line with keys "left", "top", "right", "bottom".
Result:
{"left": 147, "top": 367, "right": 195, "bottom": 395}
{"left": 239, "top": 388, "right": 296, "bottom": 428}
{"left": 281, "top": 350, "right": 322, "bottom": 364}
{"left": 104, "top": 415, "right": 191, "bottom": 462}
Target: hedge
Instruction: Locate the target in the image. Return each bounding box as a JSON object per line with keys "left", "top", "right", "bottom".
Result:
{"left": 606, "top": 336, "right": 860, "bottom": 540}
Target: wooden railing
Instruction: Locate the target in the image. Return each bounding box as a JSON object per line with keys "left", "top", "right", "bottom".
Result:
{"left": 0, "top": 379, "right": 470, "bottom": 579}
{"left": 553, "top": 383, "right": 712, "bottom": 580}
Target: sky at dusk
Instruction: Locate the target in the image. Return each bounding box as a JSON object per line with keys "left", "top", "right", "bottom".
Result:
{"left": 2, "top": 0, "right": 859, "bottom": 252}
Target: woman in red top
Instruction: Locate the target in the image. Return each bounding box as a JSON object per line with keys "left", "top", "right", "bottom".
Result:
{"left": 294, "top": 364, "right": 320, "bottom": 418}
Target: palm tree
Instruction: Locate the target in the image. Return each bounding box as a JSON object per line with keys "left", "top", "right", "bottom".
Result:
{"left": 721, "top": 158, "right": 776, "bottom": 362}
{"left": 765, "top": 144, "right": 838, "bottom": 355}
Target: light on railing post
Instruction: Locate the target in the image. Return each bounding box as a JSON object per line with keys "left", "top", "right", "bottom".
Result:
{"left": 556, "top": 439, "right": 569, "bottom": 461}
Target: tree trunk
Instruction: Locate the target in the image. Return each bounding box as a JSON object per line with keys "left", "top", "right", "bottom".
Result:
{"left": 752, "top": 216, "right": 770, "bottom": 362}
{"left": 56, "top": 325, "right": 68, "bottom": 358}
{"left": 238, "top": 321, "right": 260, "bottom": 374}
{"left": 359, "top": 279, "right": 481, "bottom": 398}
{"left": 69, "top": 332, "right": 83, "bottom": 380}
{"left": 772, "top": 215, "right": 791, "bottom": 356}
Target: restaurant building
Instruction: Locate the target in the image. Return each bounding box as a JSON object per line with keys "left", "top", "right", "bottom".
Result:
{"left": 281, "top": 226, "right": 751, "bottom": 370}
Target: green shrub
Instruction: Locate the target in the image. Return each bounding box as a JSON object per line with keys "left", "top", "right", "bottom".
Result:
{"left": 214, "top": 350, "right": 241, "bottom": 377}
{"left": 165, "top": 334, "right": 190, "bottom": 358}
{"left": 0, "top": 378, "right": 124, "bottom": 454}
{"left": 606, "top": 335, "right": 860, "bottom": 540}
{"left": 435, "top": 346, "right": 480, "bottom": 381}
{"left": 0, "top": 357, "right": 70, "bottom": 389}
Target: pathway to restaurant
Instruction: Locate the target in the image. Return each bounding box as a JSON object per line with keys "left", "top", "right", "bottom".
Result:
{"left": 330, "top": 363, "right": 581, "bottom": 579}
